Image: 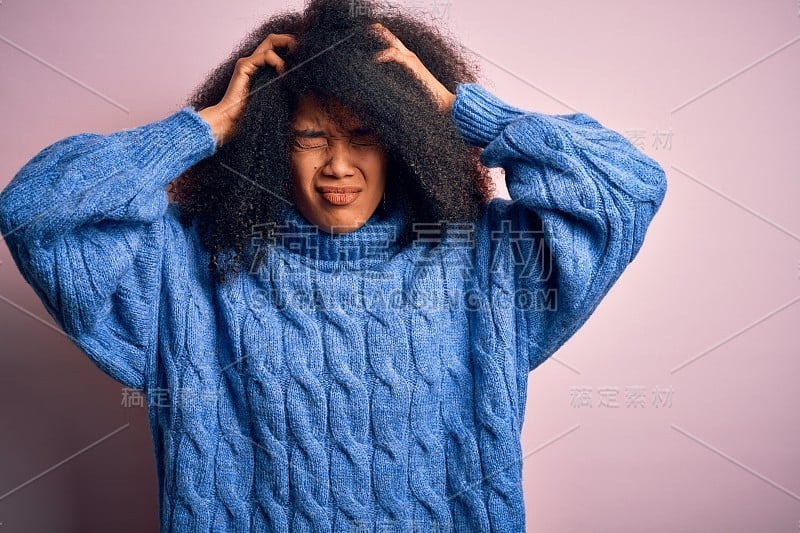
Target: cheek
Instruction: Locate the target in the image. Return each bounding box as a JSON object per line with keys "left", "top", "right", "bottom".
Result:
{"left": 364, "top": 153, "right": 388, "bottom": 174}
{"left": 290, "top": 160, "right": 320, "bottom": 186}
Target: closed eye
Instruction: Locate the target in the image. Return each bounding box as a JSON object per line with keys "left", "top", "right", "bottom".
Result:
{"left": 291, "top": 136, "right": 380, "bottom": 150}
{"left": 350, "top": 136, "right": 379, "bottom": 147}
{"left": 292, "top": 139, "right": 327, "bottom": 150}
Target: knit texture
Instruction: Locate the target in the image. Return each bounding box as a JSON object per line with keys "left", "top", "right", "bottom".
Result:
{"left": 0, "top": 83, "right": 667, "bottom": 532}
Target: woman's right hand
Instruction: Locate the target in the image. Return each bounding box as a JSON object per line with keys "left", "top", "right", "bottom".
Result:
{"left": 199, "top": 33, "right": 297, "bottom": 147}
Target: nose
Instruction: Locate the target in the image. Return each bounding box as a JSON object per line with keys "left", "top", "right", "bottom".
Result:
{"left": 321, "top": 138, "right": 356, "bottom": 179}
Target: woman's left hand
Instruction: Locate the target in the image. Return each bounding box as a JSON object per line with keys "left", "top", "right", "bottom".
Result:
{"left": 371, "top": 22, "right": 456, "bottom": 113}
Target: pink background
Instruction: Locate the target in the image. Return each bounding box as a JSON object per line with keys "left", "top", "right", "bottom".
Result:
{"left": 1, "top": 0, "right": 798, "bottom": 530}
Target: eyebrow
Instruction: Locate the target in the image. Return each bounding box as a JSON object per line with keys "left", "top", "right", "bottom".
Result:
{"left": 291, "top": 127, "right": 375, "bottom": 137}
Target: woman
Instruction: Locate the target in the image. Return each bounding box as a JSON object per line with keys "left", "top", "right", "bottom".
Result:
{"left": 0, "top": 0, "right": 667, "bottom": 531}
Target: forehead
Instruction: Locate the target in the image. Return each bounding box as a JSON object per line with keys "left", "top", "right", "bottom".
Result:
{"left": 291, "top": 94, "right": 364, "bottom": 133}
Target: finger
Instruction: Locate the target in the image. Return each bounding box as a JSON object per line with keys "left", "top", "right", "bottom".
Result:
{"left": 267, "top": 33, "right": 298, "bottom": 52}
{"left": 374, "top": 47, "right": 399, "bottom": 63}
{"left": 251, "top": 33, "right": 298, "bottom": 61}
{"left": 239, "top": 48, "right": 286, "bottom": 76}
{"left": 370, "top": 23, "right": 408, "bottom": 53}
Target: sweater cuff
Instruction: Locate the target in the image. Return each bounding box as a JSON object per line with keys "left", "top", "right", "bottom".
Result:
{"left": 450, "top": 83, "right": 528, "bottom": 148}
{"left": 128, "top": 106, "right": 218, "bottom": 184}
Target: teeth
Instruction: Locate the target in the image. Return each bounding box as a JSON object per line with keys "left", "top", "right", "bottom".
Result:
{"left": 322, "top": 192, "right": 359, "bottom": 205}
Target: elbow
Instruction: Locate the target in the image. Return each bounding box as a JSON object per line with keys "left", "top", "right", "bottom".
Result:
{"left": 627, "top": 187, "right": 665, "bottom": 264}
{"left": 0, "top": 181, "right": 37, "bottom": 247}
{"left": 633, "top": 152, "right": 668, "bottom": 208}
{"left": 0, "top": 160, "right": 42, "bottom": 241}
{"left": 609, "top": 164, "right": 668, "bottom": 266}
{"left": 0, "top": 186, "right": 18, "bottom": 241}
{"left": 650, "top": 163, "right": 668, "bottom": 210}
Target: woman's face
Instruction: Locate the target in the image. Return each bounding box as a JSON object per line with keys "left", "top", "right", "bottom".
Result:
{"left": 289, "top": 94, "right": 388, "bottom": 234}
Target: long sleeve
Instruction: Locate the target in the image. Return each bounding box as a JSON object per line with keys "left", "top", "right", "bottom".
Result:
{"left": 0, "top": 107, "right": 217, "bottom": 388}
{"left": 451, "top": 83, "right": 667, "bottom": 372}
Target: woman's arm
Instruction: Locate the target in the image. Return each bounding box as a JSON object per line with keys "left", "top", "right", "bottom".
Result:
{"left": 0, "top": 108, "right": 217, "bottom": 388}
{"left": 451, "top": 83, "right": 667, "bottom": 372}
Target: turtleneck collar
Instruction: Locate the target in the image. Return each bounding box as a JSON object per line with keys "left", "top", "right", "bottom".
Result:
{"left": 272, "top": 202, "right": 410, "bottom": 266}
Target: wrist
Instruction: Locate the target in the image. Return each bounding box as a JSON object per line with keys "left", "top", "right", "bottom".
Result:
{"left": 198, "top": 105, "right": 230, "bottom": 147}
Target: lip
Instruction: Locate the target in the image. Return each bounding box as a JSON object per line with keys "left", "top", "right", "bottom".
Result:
{"left": 316, "top": 186, "right": 362, "bottom": 193}
{"left": 317, "top": 186, "right": 362, "bottom": 206}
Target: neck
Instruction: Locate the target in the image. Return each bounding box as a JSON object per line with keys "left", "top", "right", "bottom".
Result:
{"left": 269, "top": 201, "right": 410, "bottom": 266}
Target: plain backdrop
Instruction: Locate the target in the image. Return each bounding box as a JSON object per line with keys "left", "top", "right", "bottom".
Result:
{"left": 0, "top": 0, "right": 798, "bottom": 531}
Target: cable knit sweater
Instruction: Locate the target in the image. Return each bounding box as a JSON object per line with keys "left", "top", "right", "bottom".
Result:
{"left": 0, "top": 83, "right": 667, "bottom": 532}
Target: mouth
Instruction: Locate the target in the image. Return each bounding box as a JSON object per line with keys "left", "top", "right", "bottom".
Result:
{"left": 317, "top": 186, "right": 362, "bottom": 206}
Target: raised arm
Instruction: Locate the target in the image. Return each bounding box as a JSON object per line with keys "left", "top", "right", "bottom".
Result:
{"left": 451, "top": 83, "right": 667, "bottom": 372}
{"left": 0, "top": 108, "right": 217, "bottom": 388}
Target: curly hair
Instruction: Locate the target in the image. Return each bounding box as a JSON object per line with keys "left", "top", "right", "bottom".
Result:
{"left": 170, "top": 0, "right": 495, "bottom": 284}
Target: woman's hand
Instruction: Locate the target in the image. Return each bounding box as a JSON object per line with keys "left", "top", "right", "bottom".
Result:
{"left": 370, "top": 22, "right": 455, "bottom": 113}
{"left": 199, "top": 33, "right": 298, "bottom": 147}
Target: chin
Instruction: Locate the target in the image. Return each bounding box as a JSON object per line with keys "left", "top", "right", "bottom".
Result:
{"left": 309, "top": 214, "right": 357, "bottom": 234}
{"left": 320, "top": 207, "right": 375, "bottom": 231}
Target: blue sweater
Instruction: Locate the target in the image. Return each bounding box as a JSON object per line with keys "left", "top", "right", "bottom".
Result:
{"left": 0, "top": 83, "right": 667, "bottom": 532}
